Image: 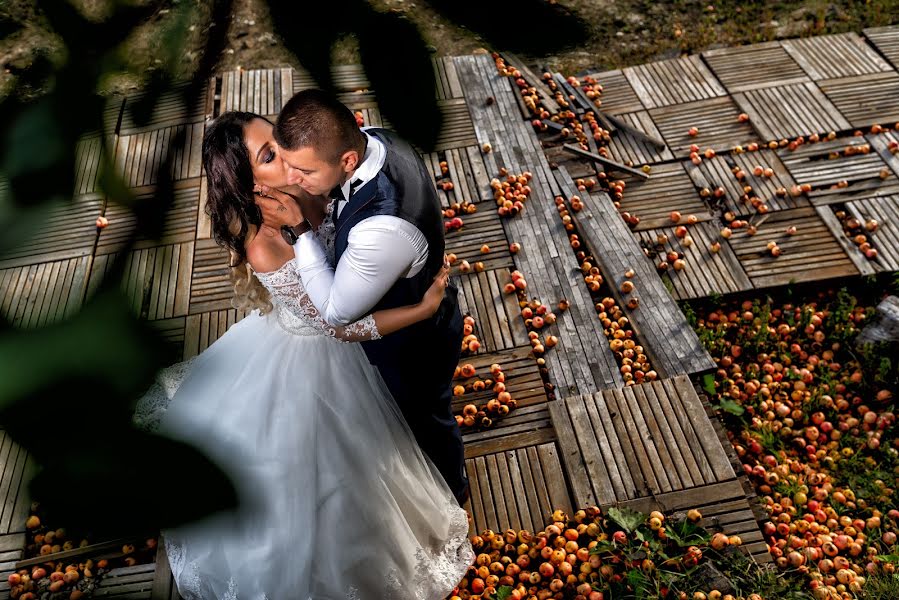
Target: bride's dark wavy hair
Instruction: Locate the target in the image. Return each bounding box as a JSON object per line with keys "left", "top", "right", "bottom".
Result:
{"left": 202, "top": 111, "right": 273, "bottom": 315}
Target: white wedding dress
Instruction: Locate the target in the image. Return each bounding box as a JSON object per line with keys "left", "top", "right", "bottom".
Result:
{"left": 133, "top": 208, "right": 473, "bottom": 599}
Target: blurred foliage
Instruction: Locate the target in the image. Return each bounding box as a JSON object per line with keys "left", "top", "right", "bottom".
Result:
{"left": 0, "top": 0, "right": 585, "bottom": 540}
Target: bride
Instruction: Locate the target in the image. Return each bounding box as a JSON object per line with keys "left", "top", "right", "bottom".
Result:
{"left": 134, "top": 111, "right": 473, "bottom": 599}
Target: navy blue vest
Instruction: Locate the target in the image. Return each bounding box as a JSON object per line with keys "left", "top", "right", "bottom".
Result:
{"left": 333, "top": 129, "right": 448, "bottom": 366}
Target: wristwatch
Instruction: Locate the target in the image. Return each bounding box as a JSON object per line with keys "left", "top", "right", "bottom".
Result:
{"left": 280, "top": 220, "right": 312, "bottom": 245}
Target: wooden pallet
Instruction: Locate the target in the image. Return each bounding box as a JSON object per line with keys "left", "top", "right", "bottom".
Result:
{"left": 726, "top": 206, "right": 859, "bottom": 288}
{"left": 114, "top": 123, "right": 205, "bottom": 188}
{"left": 604, "top": 111, "right": 674, "bottom": 166}
{"left": 120, "top": 80, "right": 212, "bottom": 135}
{"left": 549, "top": 375, "right": 735, "bottom": 505}
{"left": 0, "top": 257, "right": 91, "bottom": 328}
{"left": 446, "top": 211, "right": 515, "bottom": 271}
{"left": 97, "top": 183, "right": 200, "bottom": 255}
{"left": 560, "top": 174, "right": 715, "bottom": 378}
{"left": 0, "top": 533, "right": 26, "bottom": 596}
{"left": 616, "top": 161, "right": 711, "bottom": 231}
{"left": 0, "top": 195, "right": 102, "bottom": 270}
{"left": 617, "top": 479, "right": 771, "bottom": 563}
{"left": 623, "top": 56, "right": 727, "bottom": 109}
{"left": 455, "top": 54, "right": 626, "bottom": 397}
{"left": 0, "top": 433, "right": 37, "bottom": 538}
{"left": 839, "top": 195, "right": 899, "bottom": 272}
{"left": 187, "top": 239, "right": 233, "bottom": 315}
{"left": 422, "top": 146, "right": 493, "bottom": 207}
{"left": 89, "top": 243, "right": 194, "bottom": 321}
{"left": 686, "top": 150, "right": 806, "bottom": 216}
{"left": 733, "top": 82, "right": 851, "bottom": 141}
{"left": 74, "top": 135, "right": 107, "bottom": 197}
{"left": 865, "top": 25, "right": 899, "bottom": 69}
{"left": 452, "top": 346, "right": 547, "bottom": 415}
{"left": 453, "top": 269, "right": 530, "bottom": 354}
{"left": 649, "top": 96, "right": 760, "bottom": 157}
{"left": 219, "top": 67, "right": 293, "bottom": 117}
{"left": 778, "top": 136, "right": 899, "bottom": 205}
{"left": 463, "top": 404, "right": 555, "bottom": 459}
{"left": 466, "top": 442, "right": 571, "bottom": 535}
{"left": 94, "top": 561, "right": 157, "bottom": 598}
{"left": 818, "top": 71, "right": 899, "bottom": 128}
{"left": 183, "top": 308, "right": 251, "bottom": 360}
{"left": 433, "top": 56, "right": 465, "bottom": 100}
{"left": 702, "top": 41, "right": 810, "bottom": 93}
{"left": 581, "top": 69, "right": 645, "bottom": 115}
{"left": 634, "top": 222, "right": 753, "bottom": 300}
{"left": 782, "top": 33, "right": 894, "bottom": 80}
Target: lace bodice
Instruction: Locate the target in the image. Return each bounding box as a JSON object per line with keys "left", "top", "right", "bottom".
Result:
{"left": 254, "top": 259, "right": 381, "bottom": 342}
{"left": 313, "top": 199, "right": 337, "bottom": 264}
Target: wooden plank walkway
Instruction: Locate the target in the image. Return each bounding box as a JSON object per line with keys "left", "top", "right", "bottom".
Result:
{"left": 30, "top": 29, "right": 899, "bottom": 586}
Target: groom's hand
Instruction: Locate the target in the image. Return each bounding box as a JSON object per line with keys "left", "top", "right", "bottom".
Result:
{"left": 254, "top": 185, "right": 304, "bottom": 229}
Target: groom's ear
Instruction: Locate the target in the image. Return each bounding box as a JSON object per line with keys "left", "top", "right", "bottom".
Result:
{"left": 340, "top": 149, "right": 360, "bottom": 173}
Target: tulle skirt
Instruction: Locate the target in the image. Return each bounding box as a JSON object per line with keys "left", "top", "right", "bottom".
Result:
{"left": 137, "top": 309, "right": 473, "bottom": 599}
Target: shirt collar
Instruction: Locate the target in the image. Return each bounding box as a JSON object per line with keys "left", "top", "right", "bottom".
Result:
{"left": 339, "top": 128, "right": 385, "bottom": 201}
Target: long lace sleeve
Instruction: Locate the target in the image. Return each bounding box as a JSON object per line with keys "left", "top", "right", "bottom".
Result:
{"left": 253, "top": 260, "right": 383, "bottom": 343}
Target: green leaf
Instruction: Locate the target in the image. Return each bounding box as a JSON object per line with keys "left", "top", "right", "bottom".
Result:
{"left": 702, "top": 372, "right": 716, "bottom": 396}
{"left": 716, "top": 397, "right": 745, "bottom": 416}
{"left": 589, "top": 541, "right": 616, "bottom": 555}
{"left": 495, "top": 586, "right": 513, "bottom": 600}
{"left": 608, "top": 506, "right": 645, "bottom": 534}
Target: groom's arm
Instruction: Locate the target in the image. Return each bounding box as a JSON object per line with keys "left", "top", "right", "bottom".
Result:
{"left": 294, "top": 217, "right": 428, "bottom": 326}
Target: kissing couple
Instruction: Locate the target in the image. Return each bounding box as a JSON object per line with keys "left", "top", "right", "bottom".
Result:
{"left": 134, "top": 89, "right": 475, "bottom": 599}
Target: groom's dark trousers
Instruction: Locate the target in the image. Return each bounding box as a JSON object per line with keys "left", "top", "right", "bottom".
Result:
{"left": 333, "top": 128, "right": 469, "bottom": 502}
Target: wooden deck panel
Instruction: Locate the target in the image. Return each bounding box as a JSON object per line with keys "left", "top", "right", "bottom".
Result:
{"left": 702, "top": 41, "right": 810, "bottom": 93}
{"left": 649, "top": 96, "right": 760, "bottom": 157}
{"left": 782, "top": 33, "right": 894, "bottom": 81}
{"left": 623, "top": 56, "right": 727, "bottom": 109}
{"left": 734, "top": 81, "right": 852, "bottom": 141}
{"left": 604, "top": 111, "right": 675, "bottom": 166}
{"left": 864, "top": 25, "right": 899, "bottom": 69}
{"left": 727, "top": 206, "right": 859, "bottom": 288}
{"left": 615, "top": 161, "right": 711, "bottom": 231}
{"left": 455, "top": 53, "right": 626, "bottom": 397}
{"left": 818, "top": 71, "right": 899, "bottom": 128}
{"left": 634, "top": 222, "right": 753, "bottom": 300}
{"left": 453, "top": 269, "right": 531, "bottom": 354}
{"left": 778, "top": 136, "right": 899, "bottom": 205}
{"left": 840, "top": 195, "right": 899, "bottom": 272}
{"left": 0, "top": 257, "right": 91, "bottom": 328}
{"left": 559, "top": 172, "right": 715, "bottom": 377}
{"left": 581, "top": 69, "right": 645, "bottom": 115}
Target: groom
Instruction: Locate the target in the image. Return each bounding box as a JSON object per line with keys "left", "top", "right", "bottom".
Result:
{"left": 256, "top": 89, "right": 469, "bottom": 504}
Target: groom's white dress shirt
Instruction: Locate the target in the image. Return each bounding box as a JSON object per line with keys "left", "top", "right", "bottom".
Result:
{"left": 293, "top": 129, "right": 430, "bottom": 326}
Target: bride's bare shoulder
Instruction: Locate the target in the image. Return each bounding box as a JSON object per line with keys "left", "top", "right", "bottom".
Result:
{"left": 246, "top": 227, "right": 294, "bottom": 274}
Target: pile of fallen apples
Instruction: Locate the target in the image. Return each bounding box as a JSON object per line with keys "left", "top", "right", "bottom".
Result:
{"left": 453, "top": 362, "right": 516, "bottom": 430}
{"left": 449, "top": 505, "right": 767, "bottom": 600}
{"left": 492, "top": 169, "right": 534, "bottom": 218}
{"left": 689, "top": 290, "right": 898, "bottom": 599}
{"left": 13, "top": 508, "right": 157, "bottom": 599}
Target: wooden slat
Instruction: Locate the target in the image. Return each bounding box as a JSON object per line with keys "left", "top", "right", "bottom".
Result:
{"left": 604, "top": 111, "right": 674, "bottom": 166}
{"left": 649, "top": 96, "right": 761, "bottom": 157}
{"left": 616, "top": 161, "right": 709, "bottom": 231}
{"left": 0, "top": 257, "right": 90, "bottom": 328}
{"left": 733, "top": 82, "right": 852, "bottom": 141}
{"left": 840, "top": 195, "right": 899, "bottom": 272}
{"left": 582, "top": 69, "right": 645, "bottom": 115}
{"left": 98, "top": 182, "right": 200, "bottom": 255}
{"left": 865, "top": 25, "right": 899, "bottom": 69}
{"left": 702, "top": 41, "right": 810, "bottom": 93}
{"left": 623, "top": 55, "right": 727, "bottom": 109}
{"left": 818, "top": 71, "right": 899, "bottom": 128}
{"left": 782, "top": 33, "right": 893, "bottom": 80}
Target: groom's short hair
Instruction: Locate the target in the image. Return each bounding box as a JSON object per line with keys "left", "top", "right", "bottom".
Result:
{"left": 274, "top": 89, "right": 366, "bottom": 164}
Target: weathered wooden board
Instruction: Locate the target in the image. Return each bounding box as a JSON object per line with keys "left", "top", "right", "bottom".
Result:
{"left": 733, "top": 82, "right": 852, "bottom": 141}
{"left": 113, "top": 123, "right": 205, "bottom": 188}
{"left": 453, "top": 269, "right": 530, "bottom": 354}
{"left": 615, "top": 161, "right": 710, "bottom": 231}
{"left": 650, "top": 96, "right": 760, "bottom": 157}
{"left": 466, "top": 442, "right": 571, "bottom": 535}
{"left": 604, "top": 111, "right": 674, "bottom": 166}
{"left": 0, "top": 196, "right": 102, "bottom": 270}
{"left": 550, "top": 375, "right": 735, "bottom": 506}
{"left": 864, "top": 25, "right": 899, "bottom": 69}
{"left": 97, "top": 182, "right": 200, "bottom": 255}
{"left": 623, "top": 56, "right": 727, "bottom": 109}
{"left": 686, "top": 149, "right": 807, "bottom": 216}
{"left": 778, "top": 136, "right": 899, "bottom": 205}
{"left": 565, "top": 176, "right": 715, "bottom": 377}
{"left": 581, "top": 69, "right": 646, "bottom": 115}
{"left": 818, "top": 71, "right": 899, "bottom": 128}
{"left": 782, "top": 33, "right": 894, "bottom": 80}
{"left": 702, "top": 41, "right": 810, "bottom": 93}
{"left": 183, "top": 308, "right": 251, "bottom": 359}
{"left": 188, "top": 239, "right": 233, "bottom": 315}
{"left": 635, "top": 222, "right": 753, "bottom": 300}
{"left": 0, "top": 257, "right": 91, "bottom": 328}
{"left": 455, "top": 53, "right": 625, "bottom": 397}
{"left": 840, "top": 195, "right": 899, "bottom": 272}
{"left": 727, "top": 206, "right": 859, "bottom": 288}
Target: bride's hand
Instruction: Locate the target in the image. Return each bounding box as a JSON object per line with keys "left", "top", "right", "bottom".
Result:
{"left": 254, "top": 184, "right": 304, "bottom": 229}
{"left": 422, "top": 266, "right": 450, "bottom": 316}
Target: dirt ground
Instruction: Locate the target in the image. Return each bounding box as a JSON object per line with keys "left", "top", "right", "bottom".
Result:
{"left": 1, "top": 0, "right": 898, "bottom": 98}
